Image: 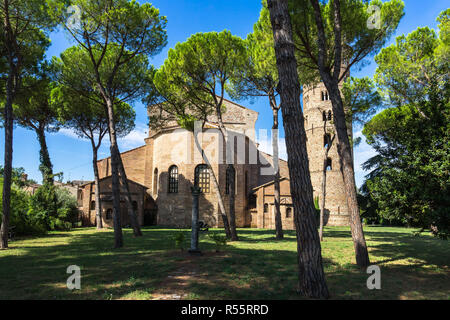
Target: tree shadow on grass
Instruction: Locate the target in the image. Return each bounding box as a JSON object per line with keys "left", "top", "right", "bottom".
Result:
{"left": 231, "top": 229, "right": 297, "bottom": 243}
{"left": 0, "top": 227, "right": 448, "bottom": 300}
{"left": 0, "top": 228, "right": 187, "bottom": 299}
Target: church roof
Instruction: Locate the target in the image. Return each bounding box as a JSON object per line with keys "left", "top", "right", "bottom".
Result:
{"left": 97, "top": 144, "right": 147, "bottom": 163}
{"left": 79, "top": 176, "right": 148, "bottom": 190}
{"left": 252, "top": 177, "right": 290, "bottom": 191}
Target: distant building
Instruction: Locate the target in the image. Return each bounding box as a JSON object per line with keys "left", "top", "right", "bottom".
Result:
{"left": 23, "top": 184, "right": 41, "bottom": 196}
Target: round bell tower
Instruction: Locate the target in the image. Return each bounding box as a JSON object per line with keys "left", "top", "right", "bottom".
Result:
{"left": 303, "top": 82, "right": 351, "bottom": 226}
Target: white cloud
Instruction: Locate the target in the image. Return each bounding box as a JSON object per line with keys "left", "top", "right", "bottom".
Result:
{"left": 54, "top": 123, "right": 148, "bottom": 151}
{"left": 118, "top": 124, "right": 148, "bottom": 149}
{"left": 256, "top": 130, "right": 288, "bottom": 161}
{"left": 54, "top": 128, "right": 84, "bottom": 140}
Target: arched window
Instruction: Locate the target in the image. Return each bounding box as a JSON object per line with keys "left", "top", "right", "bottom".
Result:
{"left": 168, "top": 165, "right": 179, "bottom": 193}
{"left": 326, "top": 158, "right": 332, "bottom": 171}
{"left": 264, "top": 203, "right": 268, "bottom": 213}
{"left": 286, "top": 207, "right": 293, "bottom": 218}
{"left": 90, "top": 201, "right": 95, "bottom": 210}
{"left": 194, "top": 164, "right": 210, "bottom": 193}
{"left": 153, "top": 168, "right": 158, "bottom": 195}
{"left": 324, "top": 134, "right": 331, "bottom": 148}
{"left": 132, "top": 201, "right": 138, "bottom": 211}
{"left": 322, "top": 110, "right": 327, "bottom": 121}
{"left": 327, "top": 110, "right": 332, "bottom": 120}
{"left": 106, "top": 209, "right": 113, "bottom": 220}
{"left": 225, "top": 165, "right": 235, "bottom": 195}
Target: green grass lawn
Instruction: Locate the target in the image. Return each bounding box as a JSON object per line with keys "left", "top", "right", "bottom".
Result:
{"left": 0, "top": 226, "right": 448, "bottom": 300}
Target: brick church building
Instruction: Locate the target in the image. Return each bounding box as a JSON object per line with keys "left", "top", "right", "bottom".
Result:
{"left": 78, "top": 82, "right": 351, "bottom": 229}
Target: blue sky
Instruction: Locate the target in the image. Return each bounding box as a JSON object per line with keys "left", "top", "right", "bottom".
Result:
{"left": 1, "top": 0, "right": 448, "bottom": 186}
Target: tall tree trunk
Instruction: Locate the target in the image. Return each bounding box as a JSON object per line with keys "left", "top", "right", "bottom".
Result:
{"left": 319, "top": 122, "right": 334, "bottom": 242}
{"left": 0, "top": 70, "right": 14, "bottom": 250}
{"left": 267, "top": 0, "right": 329, "bottom": 299}
{"left": 271, "top": 104, "right": 283, "bottom": 239}
{"left": 227, "top": 165, "right": 238, "bottom": 241}
{"left": 91, "top": 143, "right": 103, "bottom": 229}
{"left": 116, "top": 148, "right": 143, "bottom": 237}
{"left": 36, "top": 124, "right": 54, "bottom": 185}
{"left": 1, "top": 0, "right": 16, "bottom": 250}
{"left": 215, "top": 111, "right": 238, "bottom": 241}
{"left": 309, "top": 0, "right": 370, "bottom": 268}
{"left": 105, "top": 100, "right": 123, "bottom": 248}
{"left": 322, "top": 79, "right": 370, "bottom": 266}
{"left": 319, "top": 153, "right": 328, "bottom": 242}
{"left": 193, "top": 124, "right": 232, "bottom": 238}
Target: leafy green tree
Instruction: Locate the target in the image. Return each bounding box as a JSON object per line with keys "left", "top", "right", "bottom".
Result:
{"left": 0, "top": 0, "right": 55, "bottom": 249}
{"left": 286, "top": 0, "right": 404, "bottom": 267}
{"left": 266, "top": 0, "right": 329, "bottom": 299}
{"left": 49, "top": 0, "right": 167, "bottom": 247}
{"left": 0, "top": 178, "right": 78, "bottom": 237}
{"left": 363, "top": 105, "right": 449, "bottom": 238}
{"left": 0, "top": 181, "right": 45, "bottom": 236}
{"left": 0, "top": 166, "right": 36, "bottom": 188}
{"left": 13, "top": 64, "right": 59, "bottom": 185}
{"left": 229, "top": 7, "right": 284, "bottom": 240}
{"left": 374, "top": 12, "right": 449, "bottom": 112}
{"left": 27, "top": 184, "right": 79, "bottom": 232}
{"left": 53, "top": 70, "right": 135, "bottom": 230}
{"left": 150, "top": 31, "right": 247, "bottom": 241}
{"left": 343, "top": 77, "right": 383, "bottom": 125}
{"left": 363, "top": 10, "right": 449, "bottom": 239}
{"left": 342, "top": 76, "right": 383, "bottom": 152}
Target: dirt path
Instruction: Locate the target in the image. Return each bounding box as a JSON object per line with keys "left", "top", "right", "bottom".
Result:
{"left": 151, "top": 251, "right": 223, "bottom": 300}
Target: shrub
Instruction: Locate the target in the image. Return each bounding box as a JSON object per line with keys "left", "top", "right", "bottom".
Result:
{"left": 208, "top": 232, "right": 227, "bottom": 252}
{"left": 27, "top": 184, "right": 79, "bottom": 232}
{"left": 0, "top": 182, "right": 46, "bottom": 236}
{"left": 172, "top": 231, "right": 186, "bottom": 251}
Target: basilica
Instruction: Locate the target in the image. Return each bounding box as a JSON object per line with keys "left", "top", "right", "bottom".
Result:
{"left": 78, "top": 82, "right": 351, "bottom": 230}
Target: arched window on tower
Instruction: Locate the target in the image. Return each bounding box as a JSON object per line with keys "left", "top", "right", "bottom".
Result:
{"left": 326, "top": 158, "right": 332, "bottom": 171}
{"left": 194, "top": 164, "right": 210, "bottom": 193}
{"left": 225, "top": 165, "right": 236, "bottom": 195}
{"left": 324, "top": 133, "right": 331, "bottom": 148}
{"left": 327, "top": 110, "right": 332, "bottom": 120}
{"left": 264, "top": 203, "right": 268, "bottom": 213}
{"left": 168, "top": 165, "right": 179, "bottom": 193}
{"left": 322, "top": 110, "right": 327, "bottom": 121}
